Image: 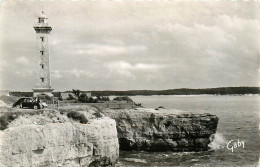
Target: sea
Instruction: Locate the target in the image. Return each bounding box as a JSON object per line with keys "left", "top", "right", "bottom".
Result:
{"left": 114, "top": 95, "right": 260, "bottom": 167}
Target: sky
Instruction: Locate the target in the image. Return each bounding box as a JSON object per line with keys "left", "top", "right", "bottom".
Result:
{"left": 0, "top": 0, "right": 259, "bottom": 91}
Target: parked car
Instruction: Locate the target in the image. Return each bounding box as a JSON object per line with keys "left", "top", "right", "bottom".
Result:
{"left": 12, "top": 97, "right": 47, "bottom": 109}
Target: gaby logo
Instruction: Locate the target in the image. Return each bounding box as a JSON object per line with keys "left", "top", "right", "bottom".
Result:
{"left": 226, "top": 139, "right": 245, "bottom": 152}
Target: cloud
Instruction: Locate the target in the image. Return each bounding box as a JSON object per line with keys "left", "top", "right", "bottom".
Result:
{"left": 51, "top": 70, "right": 63, "bottom": 79}
{"left": 104, "top": 61, "right": 135, "bottom": 79}
{"left": 103, "top": 61, "right": 166, "bottom": 79}
{"left": 105, "top": 61, "right": 164, "bottom": 71}
{"left": 70, "top": 43, "right": 147, "bottom": 57}
{"left": 76, "top": 44, "right": 126, "bottom": 56}
{"left": 51, "top": 69, "right": 94, "bottom": 78}
{"left": 102, "top": 39, "right": 125, "bottom": 45}
{"left": 69, "top": 69, "right": 93, "bottom": 78}
{"left": 0, "top": 1, "right": 259, "bottom": 90}
{"left": 15, "top": 56, "right": 30, "bottom": 66}
{"left": 0, "top": 60, "right": 8, "bottom": 72}
{"left": 15, "top": 70, "right": 33, "bottom": 77}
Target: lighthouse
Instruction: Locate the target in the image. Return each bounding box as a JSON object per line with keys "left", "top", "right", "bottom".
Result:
{"left": 33, "top": 11, "right": 53, "bottom": 97}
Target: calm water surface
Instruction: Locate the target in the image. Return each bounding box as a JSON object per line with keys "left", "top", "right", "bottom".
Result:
{"left": 115, "top": 95, "right": 260, "bottom": 167}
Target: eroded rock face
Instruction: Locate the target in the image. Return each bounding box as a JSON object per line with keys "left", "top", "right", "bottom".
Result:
{"left": 104, "top": 109, "right": 218, "bottom": 152}
{"left": 0, "top": 117, "right": 119, "bottom": 167}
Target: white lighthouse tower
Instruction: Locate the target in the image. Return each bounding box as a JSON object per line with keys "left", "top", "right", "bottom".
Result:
{"left": 33, "top": 11, "right": 53, "bottom": 97}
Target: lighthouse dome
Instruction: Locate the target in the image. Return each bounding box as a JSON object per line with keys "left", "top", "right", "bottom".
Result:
{"left": 36, "top": 11, "right": 49, "bottom": 25}
{"left": 40, "top": 11, "right": 47, "bottom": 18}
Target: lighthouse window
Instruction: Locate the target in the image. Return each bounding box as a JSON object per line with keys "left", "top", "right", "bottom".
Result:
{"left": 40, "top": 37, "right": 44, "bottom": 42}
{"left": 40, "top": 78, "right": 44, "bottom": 82}
{"left": 40, "top": 51, "right": 44, "bottom": 55}
{"left": 40, "top": 64, "right": 44, "bottom": 69}
{"left": 39, "top": 19, "right": 44, "bottom": 23}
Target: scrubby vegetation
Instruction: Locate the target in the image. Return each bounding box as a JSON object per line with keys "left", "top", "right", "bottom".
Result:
{"left": 36, "top": 94, "right": 52, "bottom": 101}
{"left": 66, "top": 89, "right": 110, "bottom": 103}
{"left": 91, "top": 105, "right": 103, "bottom": 112}
{"left": 67, "top": 111, "right": 88, "bottom": 123}
{"left": 149, "top": 113, "right": 156, "bottom": 124}
{"left": 113, "top": 96, "right": 133, "bottom": 102}
{"left": 134, "top": 102, "right": 143, "bottom": 107}
{"left": 96, "top": 96, "right": 110, "bottom": 102}
{"left": 66, "top": 94, "right": 76, "bottom": 101}
{"left": 90, "top": 105, "right": 104, "bottom": 118}
{"left": 0, "top": 109, "right": 49, "bottom": 130}
{"left": 0, "top": 105, "right": 100, "bottom": 130}
{"left": 93, "top": 111, "right": 103, "bottom": 118}
{"left": 0, "top": 113, "right": 18, "bottom": 130}
{"left": 113, "top": 96, "right": 143, "bottom": 107}
{"left": 78, "top": 95, "right": 97, "bottom": 103}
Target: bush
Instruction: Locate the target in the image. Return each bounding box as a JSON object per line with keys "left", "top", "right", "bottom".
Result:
{"left": 78, "top": 93, "right": 87, "bottom": 102}
{"left": 72, "top": 89, "right": 81, "bottom": 98}
{"left": 96, "top": 96, "right": 110, "bottom": 102}
{"left": 0, "top": 113, "right": 18, "bottom": 130}
{"left": 90, "top": 105, "right": 103, "bottom": 118}
{"left": 66, "top": 94, "right": 76, "bottom": 100}
{"left": 113, "top": 96, "right": 133, "bottom": 102}
{"left": 67, "top": 89, "right": 99, "bottom": 103}
{"left": 37, "top": 94, "right": 52, "bottom": 101}
{"left": 149, "top": 113, "right": 156, "bottom": 123}
{"left": 58, "top": 95, "right": 63, "bottom": 101}
{"left": 134, "top": 102, "right": 143, "bottom": 107}
{"left": 93, "top": 111, "right": 103, "bottom": 118}
{"left": 78, "top": 95, "right": 98, "bottom": 103}
{"left": 67, "top": 111, "right": 88, "bottom": 124}
{"left": 91, "top": 105, "right": 103, "bottom": 112}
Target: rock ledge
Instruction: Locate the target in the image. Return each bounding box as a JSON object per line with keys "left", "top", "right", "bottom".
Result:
{"left": 104, "top": 109, "right": 218, "bottom": 152}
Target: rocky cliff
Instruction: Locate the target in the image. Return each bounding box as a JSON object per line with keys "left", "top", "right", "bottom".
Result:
{"left": 104, "top": 108, "right": 218, "bottom": 152}
{"left": 0, "top": 107, "right": 119, "bottom": 167}
{"left": 0, "top": 104, "right": 219, "bottom": 166}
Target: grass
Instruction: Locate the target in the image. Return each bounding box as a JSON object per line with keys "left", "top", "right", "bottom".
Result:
{"left": 91, "top": 105, "right": 104, "bottom": 118}
{"left": 0, "top": 108, "right": 57, "bottom": 130}
{"left": 67, "top": 111, "right": 88, "bottom": 124}
{"left": 0, "top": 104, "right": 92, "bottom": 130}
{"left": 93, "top": 111, "right": 103, "bottom": 118}
{"left": 91, "top": 105, "right": 103, "bottom": 113}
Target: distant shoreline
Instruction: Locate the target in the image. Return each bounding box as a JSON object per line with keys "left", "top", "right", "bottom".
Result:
{"left": 82, "top": 87, "right": 260, "bottom": 96}
{"left": 5, "top": 87, "right": 260, "bottom": 97}
{"left": 117, "top": 94, "right": 259, "bottom": 97}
